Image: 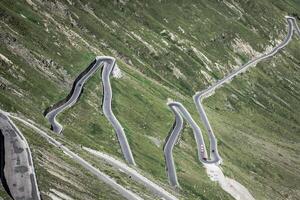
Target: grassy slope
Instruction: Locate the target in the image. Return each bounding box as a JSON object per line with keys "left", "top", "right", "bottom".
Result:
{"left": 0, "top": 0, "right": 299, "bottom": 199}
{"left": 16, "top": 122, "right": 126, "bottom": 200}
{"left": 204, "top": 40, "right": 300, "bottom": 199}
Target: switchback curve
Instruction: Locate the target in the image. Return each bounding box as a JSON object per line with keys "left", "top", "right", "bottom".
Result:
{"left": 164, "top": 16, "right": 300, "bottom": 188}
{"left": 44, "top": 56, "right": 135, "bottom": 165}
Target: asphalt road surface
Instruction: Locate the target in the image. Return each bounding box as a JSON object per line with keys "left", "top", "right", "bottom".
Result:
{"left": 45, "top": 56, "right": 135, "bottom": 165}
{"left": 85, "top": 147, "right": 178, "bottom": 200}
{"left": 8, "top": 112, "right": 143, "bottom": 200}
{"left": 0, "top": 111, "right": 41, "bottom": 200}
{"left": 164, "top": 16, "right": 300, "bottom": 187}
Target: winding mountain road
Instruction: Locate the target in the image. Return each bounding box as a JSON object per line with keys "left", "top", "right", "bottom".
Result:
{"left": 164, "top": 16, "right": 300, "bottom": 187}
{"left": 45, "top": 56, "right": 135, "bottom": 165}
{"left": 6, "top": 112, "right": 143, "bottom": 200}
{"left": 42, "top": 15, "right": 300, "bottom": 198}
{"left": 2, "top": 110, "right": 180, "bottom": 200}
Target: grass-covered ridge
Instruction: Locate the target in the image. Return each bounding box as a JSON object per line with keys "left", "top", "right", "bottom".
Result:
{"left": 0, "top": 0, "right": 300, "bottom": 199}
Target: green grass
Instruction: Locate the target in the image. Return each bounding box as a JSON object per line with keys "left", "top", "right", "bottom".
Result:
{"left": 0, "top": 0, "right": 300, "bottom": 199}
{"left": 12, "top": 121, "right": 126, "bottom": 200}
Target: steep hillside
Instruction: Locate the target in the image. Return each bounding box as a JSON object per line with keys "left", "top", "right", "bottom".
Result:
{"left": 0, "top": 0, "right": 299, "bottom": 199}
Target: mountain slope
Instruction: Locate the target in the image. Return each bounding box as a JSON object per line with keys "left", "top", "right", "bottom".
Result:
{"left": 0, "top": 0, "right": 299, "bottom": 199}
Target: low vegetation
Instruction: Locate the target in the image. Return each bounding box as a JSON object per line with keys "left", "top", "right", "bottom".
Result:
{"left": 0, "top": 0, "right": 299, "bottom": 199}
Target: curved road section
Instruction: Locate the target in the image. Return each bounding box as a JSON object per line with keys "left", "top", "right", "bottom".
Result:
{"left": 164, "top": 16, "right": 300, "bottom": 187}
{"left": 5, "top": 112, "right": 142, "bottom": 200}
{"left": 45, "top": 56, "right": 135, "bottom": 165}
{"left": 0, "top": 111, "right": 41, "bottom": 200}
